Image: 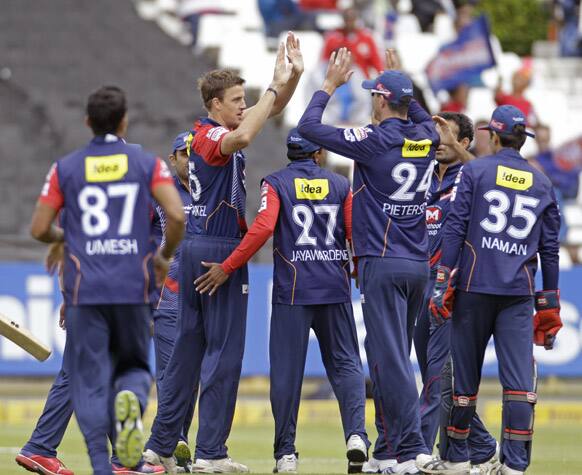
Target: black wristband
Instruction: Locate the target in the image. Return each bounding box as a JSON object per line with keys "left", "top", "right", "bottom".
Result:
{"left": 266, "top": 87, "right": 278, "bottom": 99}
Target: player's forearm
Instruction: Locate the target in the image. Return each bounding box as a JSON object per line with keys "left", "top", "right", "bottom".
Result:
{"left": 160, "top": 217, "right": 184, "bottom": 260}
{"left": 32, "top": 224, "right": 64, "bottom": 244}
{"left": 221, "top": 225, "right": 274, "bottom": 274}
{"left": 297, "top": 91, "right": 338, "bottom": 146}
{"left": 271, "top": 70, "right": 303, "bottom": 116}
{"left": 408, "top": 99, "right": 432, "bottom": 125}
{"left": 224, "top": 89, "right": 278, "bottom": 152}
{"left": 453, "top": 142, "right": 475, "bottom": 163}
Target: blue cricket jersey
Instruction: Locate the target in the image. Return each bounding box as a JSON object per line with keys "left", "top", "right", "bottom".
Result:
{"left": 298, "top": 91, "right": 440, "bottom": 260}
{"left": 440, "top": 148, "right": 560, "bottom": 295}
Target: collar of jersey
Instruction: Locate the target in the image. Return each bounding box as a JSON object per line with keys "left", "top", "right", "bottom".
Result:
{"left": 199, "top": 117, "right": 223, "bottom": 128}
{"left": 288, "top": 158, "right": 318, "bottom": 168}
{"left": 91, "top": 134, "right": 123, "bottom": 144}
{"left": 499, "top": 147, "right": 526, "bottom": 160}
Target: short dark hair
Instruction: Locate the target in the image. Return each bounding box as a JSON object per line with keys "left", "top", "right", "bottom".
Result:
{"left": 287, "top": 144, "right": 319, "bottom": 161}
{"left": 387, "top": 96, "right": 412, "bottom": 116}
{"left": 198, "top": 69, "right": 245, "bottom": 110}
{"left": 86, "top": 86, "right": 127, "bottom": 136}
{"left": 497, "top": 125, "right": 527, "bottom": 151}
{"left": 439, "top": 111, "right": 474, "bottom": 143}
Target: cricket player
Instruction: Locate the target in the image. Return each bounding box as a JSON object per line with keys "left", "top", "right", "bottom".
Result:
{"left": 194, "top": 128, "right": 370, "bottom": 474}
{"left": 143, "top": 33, "right": 304, "bottom": 474}
{"left": 29, "top": 85, "right": 185, "bottom": 475}
{"left": 422, "top": 105, "right": 562, "bottom": 475}
{"left": 297, "top": 48, "right": 437, "bottom": 474}
{"left": 149, "top": 132, "right": 202, "bottom": 471}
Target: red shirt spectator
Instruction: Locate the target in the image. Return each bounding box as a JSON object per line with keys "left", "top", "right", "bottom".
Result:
{"left": 300, "top": 0, "right": 337, "bottom": 10}
{"left": 322, "top": 8, "right": 383, "bottom": 78}
{"left": 495, "top": 69, "right": 537, "bottom": 126}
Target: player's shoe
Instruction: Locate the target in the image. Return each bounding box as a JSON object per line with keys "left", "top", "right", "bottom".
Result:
{"left": 273, "top": 454, "right": 298, "bottom": 473}
{"left": 492, "top": 465, "right": 523, "bottom": 475}
{"left": 382, "top": 459, "right": 420, "bottom": 474}
{"left": 470, "top": 441, "right": 500, "bottom": 474}
{"left": 142, "top": 449, "right": 179, "bottom": 475}
{"left": 191, "top": 457, "right": 250, "bottom": 473}
{"left": 362, "top": 457, "right": 397, "bottom": 473}
{"left": 174, "top": 440, "right": 193, "bottom": 471}
{"left": 15, "top": 451, "right": 74, "bottom": 475}
{"left": 112, "top": 462, "right": 166, "bottom": 474}
{"left": 346, "top": 434, "right": 367, "bottom": 473}
{"left": 115, "top": 390, "right": 145, "bottom": 469}
{"left": 415, "top": 454, "right": 471, "bottom": 474}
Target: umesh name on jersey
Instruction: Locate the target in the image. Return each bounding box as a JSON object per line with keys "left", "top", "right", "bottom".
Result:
{"left": 38, "top": 136, "right": 173, "bottom": 305}
{"left": 440, "top": 148, "right": 561, "bottom": 296}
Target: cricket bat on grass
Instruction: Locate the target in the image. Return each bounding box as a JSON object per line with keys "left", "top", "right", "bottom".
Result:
{"left": 0, "top": 312, "right": 52, "bottom": 361}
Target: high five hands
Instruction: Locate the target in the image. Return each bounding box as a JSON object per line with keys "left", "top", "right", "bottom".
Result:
{"left": 322, "top": 47, "right": 354, "bottom": 95}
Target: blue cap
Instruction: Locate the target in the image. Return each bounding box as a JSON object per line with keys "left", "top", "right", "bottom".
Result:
{"left": 361, "top": 70, "right": 414, "bottom": 104}
{"left": 287, "top": 128, "right": 321, "bottom": 156}
{"left": 478, "top": 105, "right": 535, "bottom": 138}
{"left": 172, "top": 131, "right": 190, "bottom": 152}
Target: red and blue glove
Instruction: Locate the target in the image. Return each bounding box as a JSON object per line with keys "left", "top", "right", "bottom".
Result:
{"left": 533, "top": 290, "right": 562, "bottom": 350}
{"left": 429, "top": 266, "right": 457, "bottom": 326}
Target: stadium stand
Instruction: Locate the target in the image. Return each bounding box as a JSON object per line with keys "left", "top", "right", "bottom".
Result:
{"left": 0, "top": 0, "right": 283, "bottom": 262}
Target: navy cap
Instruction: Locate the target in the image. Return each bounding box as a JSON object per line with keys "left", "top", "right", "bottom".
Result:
{"left": 478, "top": 105, "right": 535, "bottom": 138}
{"left": 287, "top": 128, "right": 321, "bottom": 156}
{"left": 361, "top": 70, "right": 414, "bottom": 105}
{"left": 172, "top": 131, "right": 190, "bottom": 152}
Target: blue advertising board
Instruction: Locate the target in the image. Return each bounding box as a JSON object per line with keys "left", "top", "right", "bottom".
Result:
{"left": 1, "top": 262, "right": 582, "bottom": 377}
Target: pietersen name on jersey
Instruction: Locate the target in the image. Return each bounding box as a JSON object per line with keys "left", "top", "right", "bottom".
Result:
{"left": 383, "top": 202, "right": 426, "bottom": 217}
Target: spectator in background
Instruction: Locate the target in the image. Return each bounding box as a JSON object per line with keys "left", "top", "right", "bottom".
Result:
{"left": 299, "top": 0, "right": 338, "bottom": 10}
{"left": 532, "top": 124, "right": 580, "bottom": 199}
{"left": 258, "top": 0, "right": 318, "bottom": 42}
{"left": 411, "top": 0, "right": 443, "bottom": 32}
{"left": 470, "top": 119, "right": 493, "bottom": 157}
{"left": 495, "top": 68, "right": 538, "bottom": 126}
{"left": 554, "top": 0, "right": 582, "bottom": 57}
{"left": 440, "top": 83, "right": 469, "bottom": 113}
{"left": 322, "top": 7, "right": 383, "bottom": 78}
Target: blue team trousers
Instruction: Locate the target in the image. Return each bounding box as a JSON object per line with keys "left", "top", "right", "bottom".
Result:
{"left": 446, "top": 291, "right": 535, "bottom": 472}
{"left": 148, "top": 235, "right": 248, "bottom": 460}
{"left": 270, "top": 303, "right": 369, "bottom": 459}
{"left": 359, "top": 257, "right": 429, "bottom": 462}
{"left": 23, "top": 337, "right": 73, "bottom": 458}
{"left": 413, "top": 274, "right": 496, "bottom": 460}
{"left": 65, "top": 305, "right": 152, "bottom": 475}
{"left": 152, "top": 308, "right": 196, "bottom": 444}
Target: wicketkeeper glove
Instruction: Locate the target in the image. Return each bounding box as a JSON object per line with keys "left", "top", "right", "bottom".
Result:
{"left": 534, "top": 290, "right": 562, "bottom": 350}
{"left": 429, "top": 266, "right": 457, "bottom": 326}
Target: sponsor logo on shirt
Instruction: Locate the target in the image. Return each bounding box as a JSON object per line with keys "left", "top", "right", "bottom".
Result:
{"left": 495, "top": 165, "right": 533, "bottom": 191}
{"left": 402, "top": 138, "right": 432, "bottom": 158}
{"left": 426, "top": 206, "right": 442, "bottom": 224}
{"left": 85, "top": 154, "right": 128, "bottom": 182}
{"left": 242, "top": 284, "right": 249, "bottom": 294}
{"left": 294, "top": 178, "right": 329, "bottom": 200}
{"left": 343, "top": 127, "right": 372, "bottom": 142}
{"left": 206, "top": 126, "right": 229, "bottom": 142}
{"left": 258, "top": 182, "right": 269, "bottom": 212}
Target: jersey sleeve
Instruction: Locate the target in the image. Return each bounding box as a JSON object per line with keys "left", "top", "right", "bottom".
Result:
{"left": 538, "top": 189, "right": 561, "bottom": 290}
{"left": 150, "top": 158, "right": 174, "bottom": 191}
{"left": 297, "top": 90, "right": 381, "bottom": 163}
{"left": 344, "top": 189, "right": 353, "bottom": 242}
{"left": 440, "top": 166, "right": 473, "bottom": 269}
{"left": 192, "top": 126, "right": 231, "bottom": 166}
{"left": 221, "top": 181, "right": 280, "bottom": 274}
{"left": 38, "top": 163, "right": 64, "bottom": 211}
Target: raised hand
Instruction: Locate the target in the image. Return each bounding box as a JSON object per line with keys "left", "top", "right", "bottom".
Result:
{"left": 271, "top": 41, "right": 293, "bottom": 89}
{"left": 384, "top": 48, "right": 401, "bottom": 71}
{"left": 322, "top": 47, "right": 354, "bottom": 94}
{"left": 433, "top": 115, "right": 457, "bottom": 146}
{"left": 286, "top": 31, "right": 304, "bottom": 76}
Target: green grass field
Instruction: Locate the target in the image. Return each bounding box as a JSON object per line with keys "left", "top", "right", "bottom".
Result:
{"left": 1, "top": 418, "right": 580, "bottom": 474}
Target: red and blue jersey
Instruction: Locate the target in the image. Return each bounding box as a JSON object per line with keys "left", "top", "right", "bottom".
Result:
{"left": 426, "top": 162, "right": 462, "bottom": 267}
{"left": 38, "top": 135, "right": 173, "bottom": 305}
{"left": 222, "top": 159, "right": 353, "bottom": 305}
{"left": 298, "top": 91, "right": 440, "bottom": 260}
{"left": 186, "top": 118, "right": 247, "bottom": 238}
{"left": 154, "top": 176, "right": 193, "bottom": 312}
{"left": 440, "top": 148, "right": 561, "bottom": 295}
